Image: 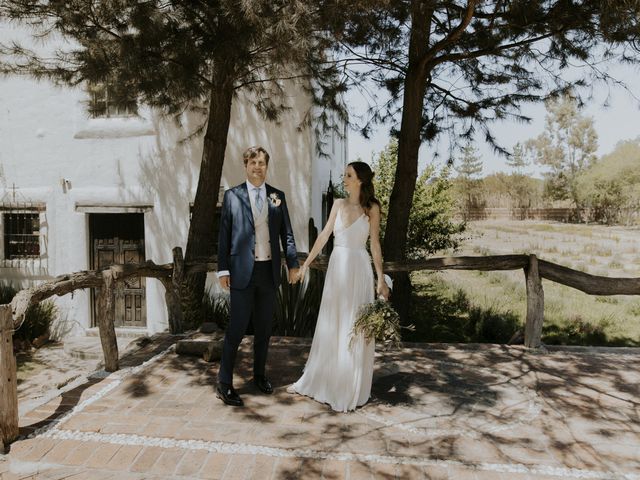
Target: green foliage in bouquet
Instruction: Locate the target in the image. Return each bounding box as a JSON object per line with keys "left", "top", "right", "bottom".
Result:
{"left": 350, "top": 299, "right": 414, "bottom": 350}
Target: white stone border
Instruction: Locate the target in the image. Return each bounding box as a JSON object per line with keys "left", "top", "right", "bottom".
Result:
{"left": 21, "top": 344, "right": 637, "bottom": 480}
{"left": 38, "top": 429, "right": 638, "bottom": 480}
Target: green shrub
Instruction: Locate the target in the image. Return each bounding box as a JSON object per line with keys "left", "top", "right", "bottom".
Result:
{"left": 465, "top": 306, "right": 520, "bottom": 344}
{"left": 273, "top": 266, "right": 324, "bottom": 337}
{"left": 576, "top": 138, "right": 640, "bottom": 225}
{"left": 0, "top": 283, "right": 56, "bottom": 345}
{"left": 373, "top": 139, "right": 466, "bottom": 259}
{"left": 0, "top": 284, "right": 16, "bottom": 304}
{"left": 17, "top": 302, "right": 56, "bottom": 343}
{"left": 200, "top": 268, "right": 323, "bottom": 337}
{"left": 202, "top": 287, "right": 230, "bottom": 329}
{"left": 543, "top": 315, "right": 609, "bottom": 346}
{"left": 407, "top": 277, "right": 521, "bottom": 344}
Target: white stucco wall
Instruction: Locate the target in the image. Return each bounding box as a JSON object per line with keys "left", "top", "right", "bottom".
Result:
{"left": 0, "top": 27, "right": 347, "bottom": 338}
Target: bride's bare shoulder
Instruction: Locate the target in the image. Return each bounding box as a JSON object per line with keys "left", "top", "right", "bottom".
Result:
{"left": 366, "top": 202, "right": 381, "bottom": 216}
{"left": 333, "top": 198, "right": 345, "bottom": 210}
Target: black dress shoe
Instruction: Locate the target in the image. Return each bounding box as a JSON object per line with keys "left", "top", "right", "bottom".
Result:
{"left": 253, "top": 375, "right": 273, "bottom": 394}
{"left": 216, "top": 383, "right": 244, "bottom": 406}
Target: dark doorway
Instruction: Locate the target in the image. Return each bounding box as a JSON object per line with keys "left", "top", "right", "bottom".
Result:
{"left": 90, "top": 213, "right": 146, "bottom": 327}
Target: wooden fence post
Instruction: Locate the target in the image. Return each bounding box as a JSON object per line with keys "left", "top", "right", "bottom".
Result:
{"left": 1, "top": 305, "right": 19, "bottom": 451}
{"left": 97, "top": 270, "right": 119, "bottom": 372}
{"left": 161, "top": 247, "right": 184, "bottom": 334}
{"left": 524, "top": 254, "right": 545, "bottom": 348}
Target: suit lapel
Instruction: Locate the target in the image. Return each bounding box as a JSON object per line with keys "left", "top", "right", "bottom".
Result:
{"left": 265, "top": 185, "right": 272, "bottom": 214}
{"left": 237, "top": 183, "right": 254, "bottom": 228}
{"left": 266, "top": 185, "right": 277, "bottom": 237}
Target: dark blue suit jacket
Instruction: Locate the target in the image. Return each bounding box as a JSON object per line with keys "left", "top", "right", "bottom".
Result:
{"left": 217, "top": 183, "right": 299, "bottom": 290}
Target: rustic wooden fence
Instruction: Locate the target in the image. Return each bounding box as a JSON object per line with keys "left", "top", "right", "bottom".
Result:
{"left": 2, "top": 248, "right": 640, "bottom": 449}
{"left": 463, "top": 206, "right": 640, "bottom": 224}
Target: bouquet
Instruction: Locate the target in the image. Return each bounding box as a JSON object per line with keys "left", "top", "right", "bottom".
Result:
{"left": 350, "top": 298, "right": 414, "bottom": 350}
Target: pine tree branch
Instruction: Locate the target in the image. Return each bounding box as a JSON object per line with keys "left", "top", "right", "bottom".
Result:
{"left": 420, "top": 0, "right": 477, "bottom": 70}
{"left": 234, "top": 73, "right": 311, "bottom": 90}
{"left": 434, "top": 29, "right": 564, "bottom": 66}
{"left": 337, "top": 43, "right": 407, "bottom": 75}
{"left": 86, "top": 4, "right": 123, "bottom": 41}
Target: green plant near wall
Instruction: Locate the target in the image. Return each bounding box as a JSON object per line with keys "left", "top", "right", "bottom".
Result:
{"left": 0, "top": 284, "right": 57, "bottom": 345}
{"left": 200, "top": 266, "right": 323, "bottom": 338}
{"left": 202, "top": 287, "right": 231, "bottom": 330}
{"left": 273, "top": 265, "right": 324, "bottom": 337}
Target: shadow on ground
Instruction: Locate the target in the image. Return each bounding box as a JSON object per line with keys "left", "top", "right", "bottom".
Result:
{"left": 10, "top": 331, "right": 640, "bottom": 478}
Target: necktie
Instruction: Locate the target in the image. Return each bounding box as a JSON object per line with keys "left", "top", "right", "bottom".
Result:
{"left": 254, "top": 187, "right": 263, "bottom": 213}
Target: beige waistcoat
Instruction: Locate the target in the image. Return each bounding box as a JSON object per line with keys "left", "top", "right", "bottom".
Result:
{"left": 251, "top": 198, "right": 271, "bottom": 261}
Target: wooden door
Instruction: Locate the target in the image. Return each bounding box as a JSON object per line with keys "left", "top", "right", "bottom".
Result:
{"left": 90, "top": 214, "right": 146, "bottom": 327}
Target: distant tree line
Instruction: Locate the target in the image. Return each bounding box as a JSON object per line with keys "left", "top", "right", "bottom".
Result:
{"left": 575, "top": 138, "right": 640, "bottom": 225}
{"left": 452, "top": 95, "right": 640, "bottom": 225}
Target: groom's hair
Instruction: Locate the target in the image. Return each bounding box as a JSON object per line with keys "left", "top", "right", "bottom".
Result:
{"left": 243, "top": 146, "right": 270, "bottom": 166}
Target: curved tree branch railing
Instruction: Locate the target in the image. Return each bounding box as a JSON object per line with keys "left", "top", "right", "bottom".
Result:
{"left": 2, "top": 248, "right": 640, "bottom": 449}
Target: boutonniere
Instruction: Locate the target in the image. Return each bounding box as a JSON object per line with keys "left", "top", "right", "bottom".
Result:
{"left": 268, "top": 192, "right": 281, "bottom": 207}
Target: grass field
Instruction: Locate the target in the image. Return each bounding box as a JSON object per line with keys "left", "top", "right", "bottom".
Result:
{"left": 409, "top": 220, "right": 640, "bottom": 346}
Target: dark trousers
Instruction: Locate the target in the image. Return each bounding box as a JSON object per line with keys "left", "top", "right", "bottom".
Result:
{"left": 218, "top": 261, "right": 276, "bottom": 386}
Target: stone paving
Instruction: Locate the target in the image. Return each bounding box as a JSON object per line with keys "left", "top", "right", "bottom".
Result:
{"left": 2, "top": 338, "right": 640, "bottom": 479}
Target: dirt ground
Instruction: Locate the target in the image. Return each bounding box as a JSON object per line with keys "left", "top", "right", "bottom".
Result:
{"left": 460, "top": 219, "right": 640, "bottom": 276}
{"left": 18, "top": 344, "right": 98, "bottom": 395}
{"left": 15, "top": 337, "right": 145, "bottom": 415}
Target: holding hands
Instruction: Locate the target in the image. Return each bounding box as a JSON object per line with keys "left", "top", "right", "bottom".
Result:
{"left": 222, "top": 267, "right": 307, "bottom": 288}
{"left": 288, "top": 267, "right": 301, "bottom": 284}
{"left": 219, "top": 275, "right": 230, "bottom": 290}
{"left": 298, "top": 264, "right": 308, "bottom": 282}
{"left": 290, "top": 263, "right": 308, "bottom": 284}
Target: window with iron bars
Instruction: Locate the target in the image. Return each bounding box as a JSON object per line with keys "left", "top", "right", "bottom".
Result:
{"left": 3, "top": 210, "right": 40, "bottom": 260}
{"left": 87, "top": 82, "right": 138, "bottom": 118}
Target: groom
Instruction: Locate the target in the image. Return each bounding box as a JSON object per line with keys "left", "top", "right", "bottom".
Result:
{"left": 216, "top": 146, "right": 300, "bottom": 407}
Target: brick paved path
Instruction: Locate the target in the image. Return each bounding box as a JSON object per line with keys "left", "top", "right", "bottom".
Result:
{"left": 2, "top": 338, "right": 640, "bottom": 479}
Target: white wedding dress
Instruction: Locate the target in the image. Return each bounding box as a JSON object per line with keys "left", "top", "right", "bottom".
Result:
{"left": 292, "top": 208, "right": 375, "bottom": 412}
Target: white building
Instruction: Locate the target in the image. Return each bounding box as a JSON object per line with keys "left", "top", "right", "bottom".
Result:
{"left": 0, "top": 25, "right": 348, "bottom": 338}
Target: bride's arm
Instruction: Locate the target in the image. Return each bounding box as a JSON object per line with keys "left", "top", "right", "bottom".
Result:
{"left": 369, "top": 203, "right": 390, "bottom": 300}
{"left": 298, "top": 199, "right": 341, "bottom": 279}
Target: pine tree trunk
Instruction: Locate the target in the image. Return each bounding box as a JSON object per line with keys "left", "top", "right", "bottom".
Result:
{"left": 182, "top": 78, "right": 235, "bottom": 329}
{"left": 383, "top": 0, "right": 432, "bottom": 323}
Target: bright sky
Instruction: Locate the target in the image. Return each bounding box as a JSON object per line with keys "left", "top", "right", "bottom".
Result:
{"left": 345, "top": 61, "right": 640, "bottom": 179}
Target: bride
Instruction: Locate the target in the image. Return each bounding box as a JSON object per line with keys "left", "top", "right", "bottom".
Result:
{"left": 290, "top": 161, "right": 390, "bottom": 412}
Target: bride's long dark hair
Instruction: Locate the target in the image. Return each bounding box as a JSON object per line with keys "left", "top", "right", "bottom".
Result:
{"left": 348, "top": 161, "right": 380, "bottom": 212}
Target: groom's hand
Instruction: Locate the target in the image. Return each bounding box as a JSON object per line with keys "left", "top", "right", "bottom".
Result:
{"left": 288, "top": 268, "right": 300, "bottom": 284}
{"left": 219, "top": 275, "right": 230, "bottom": 290}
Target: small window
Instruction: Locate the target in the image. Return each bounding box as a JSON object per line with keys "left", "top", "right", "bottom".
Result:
{"left": 87, "top": 82, "right": 138, "bottom": 118}
{"left": 3, "top": 212, "right": 40, "bottom": 259}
